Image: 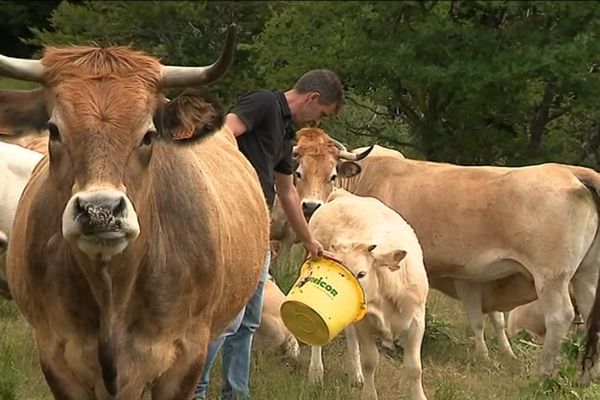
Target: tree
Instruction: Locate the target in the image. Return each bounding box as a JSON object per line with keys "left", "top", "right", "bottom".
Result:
{"left": 25, "top": 0, "right": 282, "bottom": 106}
{"left": 0, "top": 0, "right": 64, "bottom": 57}
{"left": 253, "top": 1, "right": 600, "bottom": 166}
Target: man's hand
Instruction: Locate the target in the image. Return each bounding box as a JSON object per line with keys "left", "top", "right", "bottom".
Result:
{"left": 303, "top": 237, "right": 324, "bottom": 259}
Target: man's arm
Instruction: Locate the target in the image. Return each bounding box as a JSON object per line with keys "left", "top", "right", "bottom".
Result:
{"left": 225, "top": 113, "right": 248, "bottom": 137}
{"left": 274, "top": 172, "right": 324, "bottom": 259}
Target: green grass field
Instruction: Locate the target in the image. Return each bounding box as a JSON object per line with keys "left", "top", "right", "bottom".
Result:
{"left": 1, "top": 248, "right": 600, "bottom": 400}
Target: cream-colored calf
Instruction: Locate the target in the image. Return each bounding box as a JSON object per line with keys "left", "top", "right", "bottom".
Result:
{"left": 507, "top": 296, "right": 584, "bottom": 344}
{"left": 308, "top": 189, "right": 429, "bottom": 400}
{"left": 254, "top": 276, "right": 300, "bottom": 360}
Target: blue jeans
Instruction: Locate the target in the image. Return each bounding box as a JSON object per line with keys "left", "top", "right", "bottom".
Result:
{"left": 194, "top": 251, "right": 270, "bottom": 400}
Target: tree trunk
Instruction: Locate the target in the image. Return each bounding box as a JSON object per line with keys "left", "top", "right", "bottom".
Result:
{"left": 526, "top": 83, "right": 556, "bottom": 157}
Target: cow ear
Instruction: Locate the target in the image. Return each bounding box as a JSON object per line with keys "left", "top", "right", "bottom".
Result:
{"left": 338, "top": 161, "right": 361, "bottom": 178}
{"left": 155, "top": 88, "right": 225, "bottom": 143}
{"left": 0, "top": 88, "right": 49, "bottom": 133}
{"left": 374, "top": 248, "right": 407, "bottom": 272}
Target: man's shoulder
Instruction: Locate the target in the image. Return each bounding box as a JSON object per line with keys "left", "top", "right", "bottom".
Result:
{"left": 237, "top": 89, "right": 279, "bottom": 105}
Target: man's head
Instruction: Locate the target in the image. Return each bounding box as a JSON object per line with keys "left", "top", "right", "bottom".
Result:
{"left": 286, "top": 69, "right": 344, "bottom": 128}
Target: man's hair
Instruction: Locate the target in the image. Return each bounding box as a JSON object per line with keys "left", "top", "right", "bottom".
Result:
{"left": 293, "top": 69, "right": 344, "bottom": 110}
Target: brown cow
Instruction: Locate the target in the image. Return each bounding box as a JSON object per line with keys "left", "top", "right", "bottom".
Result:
{"left": 2, "top": 25, "right": 270, "bottom": 400}
{"left": 288, "top": 128, "right": 600, "bottom": 377}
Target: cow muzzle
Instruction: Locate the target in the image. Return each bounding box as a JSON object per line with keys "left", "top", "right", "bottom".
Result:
{"left": 62, "top": 187, "right": 140, "bottom": 258}
{"left": 301, "top": 200, "right": 323, "bottom": 220}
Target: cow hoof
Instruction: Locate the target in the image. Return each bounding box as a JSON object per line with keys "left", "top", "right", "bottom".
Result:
{"left": 350, "top": 373, "right": 364, "bottom": 388}
{"left": 579, "top": 372, "right": 592, "bottom": 387}
{"left": 500, "top": 348, "right": 517, "bottom": 360}
{"left": 532, "top": 363, "right": 555, "bottom": 378}
{"left": 381, "top": 340, "right": 395, "bottom": 351}
{"left": 308, "top": 368, "right": 324, "bottom": 385}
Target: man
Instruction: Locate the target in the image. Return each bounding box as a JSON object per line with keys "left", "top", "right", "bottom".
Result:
{"left": 194, "top": 69, "right": 345, "bottom": 400}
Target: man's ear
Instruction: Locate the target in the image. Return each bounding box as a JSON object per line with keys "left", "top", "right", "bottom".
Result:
{"left": 307, "top": 92, "right": 320, "bottom": 103}
{"left": 154, "top": 88, "right": 224, "bottom": 143}
{"left": 369, "top": 245, "right": 407, "bottom": 272}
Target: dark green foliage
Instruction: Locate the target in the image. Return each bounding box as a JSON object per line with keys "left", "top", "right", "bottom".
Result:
{"left": 253, "top": 1, "right": 600, "bottom": 165}
{"left": 6, "top": 1, "right": 600, "bottom": 167}
{"left": 25, "top": 1, "right": 283, "bottom": 106}
{"left": 0, "top": 1, "right": 62, "bottom": 57}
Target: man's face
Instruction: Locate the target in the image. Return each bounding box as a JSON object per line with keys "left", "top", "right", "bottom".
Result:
{"left": 293, "top": 92, "right": 338, "bottom": 128}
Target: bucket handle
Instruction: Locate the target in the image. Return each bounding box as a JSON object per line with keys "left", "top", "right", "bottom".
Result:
{"left": 302, "top": 250, "right": 344, "bottom": 265}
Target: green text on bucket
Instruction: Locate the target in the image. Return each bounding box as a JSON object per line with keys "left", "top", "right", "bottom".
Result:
{"left": 307, "top": 276, "right": 338, "bottom": 297}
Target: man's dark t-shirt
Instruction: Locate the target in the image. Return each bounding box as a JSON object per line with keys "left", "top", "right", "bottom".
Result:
{"left": 232, "top": 89, "right": 295, "bottom": 209}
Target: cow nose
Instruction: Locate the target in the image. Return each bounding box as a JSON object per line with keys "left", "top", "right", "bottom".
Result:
{"left": 302, "top": 201, "right": 322, "bottom": 218}
{"left": 62, "top": 188, "right": 140, "bottom": 257}
{"left": 74, "top": 192, "right": 127, "bottom": 233}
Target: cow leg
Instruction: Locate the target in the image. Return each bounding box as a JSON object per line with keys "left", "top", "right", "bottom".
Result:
{"left": 535, "top": 279, "right": 574, "bottom": 376}
{"left": 308, "top": 346, "right": 324, "bottom": 384}
{"left": 344, "top": 325, "right": 364, "bottom": 386}
{"left": 151, "top": 339, "right": 208, "bottom": 400}
{"left": 454, "top": 280, "right": 488, "bottom": 358}
{"left": 571, "top": 260, "right": 599, "bottom": 324}
{"left": 488, "top": 312, "right": 516, "bottom": 358}
{"left": 402, "top": 311, "right": 427, "bottom": 400}
{"left": 37, "top": 341, "right": 95, "bottom": 400}
{"left": 355, "top": 323, "right": 379, "bottom": 400}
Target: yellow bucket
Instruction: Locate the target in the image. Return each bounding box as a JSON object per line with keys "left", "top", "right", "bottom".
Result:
{"left": 280, "top": 257, "right": 367, "bottom": 346}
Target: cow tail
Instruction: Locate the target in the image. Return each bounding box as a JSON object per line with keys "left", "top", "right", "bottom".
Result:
{"left": 98, "top": 262, "right": 118, "bottom": 396}
{"left": 575, "top": 169, "right": 600, "bottom": 377}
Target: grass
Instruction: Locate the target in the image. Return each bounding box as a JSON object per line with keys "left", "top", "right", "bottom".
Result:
{"left": 1, "top": 247, "right": 600, "bottom": 399}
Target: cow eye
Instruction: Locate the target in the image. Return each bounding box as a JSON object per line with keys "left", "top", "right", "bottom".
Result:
{"left": 357, "top": 271, "right": 367, "bottom": 279}
{"left": 141, "top": 130, "right": 155, "bottom": 146}
{"left": 47, "top": 122, "right": 61, "bottom": 142}
{"left": 330, "top": 174, "right": 338, "bottom": 182}
{"left": 294, "top": 171, "right": 303, "bottom": 180}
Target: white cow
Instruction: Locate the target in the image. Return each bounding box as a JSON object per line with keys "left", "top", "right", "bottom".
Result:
{"left": 289, "top": 126, "right": 600, "bottom": 377}
{"left": 308, "top": 189, "right": 429, "bottom": 400}
{"left": 0, "top": 141, "right": 43, "bottom": 297}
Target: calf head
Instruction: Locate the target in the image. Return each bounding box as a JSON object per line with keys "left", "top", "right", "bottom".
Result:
{"left": 329, "top": 241, "right": 407, "bottom": 301}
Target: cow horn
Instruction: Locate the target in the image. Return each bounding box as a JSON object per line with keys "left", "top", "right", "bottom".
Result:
{"left": 339, "top": 145, "right": 375, "bottom": 161}
{"left": 160, "top": 24, "right": 237, "bottom": 88}
{"left": 329, "top": 137, "right": 349, "bottom": 151}
{"left": 0, "top": 54, "right": 44, "bottom": 83}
